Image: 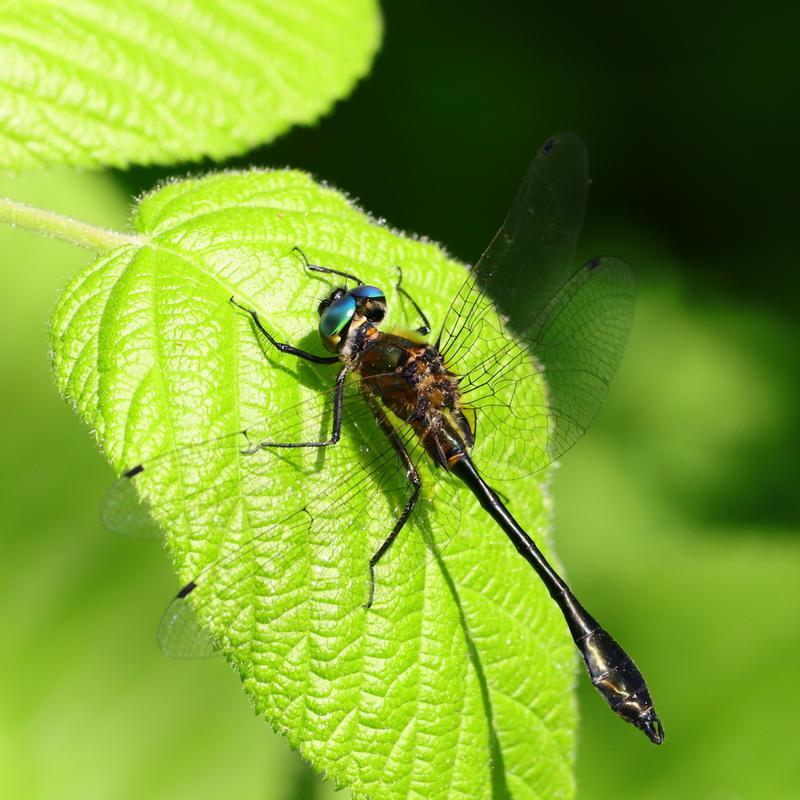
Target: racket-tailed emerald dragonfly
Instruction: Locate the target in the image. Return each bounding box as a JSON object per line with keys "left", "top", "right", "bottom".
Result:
{"left": 104, "top": 133, "right": 663, "bottom": 744}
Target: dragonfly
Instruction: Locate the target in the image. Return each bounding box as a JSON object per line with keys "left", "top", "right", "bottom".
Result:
{"left": 103, "top": 133, "right": 664, "bottom": 745}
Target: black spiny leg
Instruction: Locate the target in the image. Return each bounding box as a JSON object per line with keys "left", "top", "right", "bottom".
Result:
{"left": 361, "top": 389, "right": 421, "bottom": 609}
{"left": 395, "top": 266, "right": 431, "bottom": 335}
{"left": 292, "top": 246, "right": 365, "bottom": 286}
{"left": 229, "top": 296, "right": 346, "bottom": 452}
{"left": 243, "top": 365, "right": 348, "bottom": 453}
{"left": 230, "top": 297, "right": 339, "bottom": 365}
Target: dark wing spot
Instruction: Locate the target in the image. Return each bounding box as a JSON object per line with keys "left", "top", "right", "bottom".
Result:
{"left": 177, "top": 580, "right": 197, "bottom": 599}
{"left": 541, "top": 136, "right": 557, "bottom": 155}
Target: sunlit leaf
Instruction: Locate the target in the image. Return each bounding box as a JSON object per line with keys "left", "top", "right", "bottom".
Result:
{"left": 50, "top": 169, "right": 577, "bottom": 799}
{"left": 0, "top": 0, "right": 381, "bottom": 169}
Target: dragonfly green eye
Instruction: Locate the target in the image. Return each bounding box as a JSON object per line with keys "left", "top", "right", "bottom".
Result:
{"left": 319, "top": 295, "right": 357, "bottom": 351}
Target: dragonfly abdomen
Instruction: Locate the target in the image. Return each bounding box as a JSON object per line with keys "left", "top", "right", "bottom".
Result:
{"left": 579, "top": 627, "right": 664, "bottom": 744}
{"left": 451, "top": 452, "right": 664, "bottom": 744}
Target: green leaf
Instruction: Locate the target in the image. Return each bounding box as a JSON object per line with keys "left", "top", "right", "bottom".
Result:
{"left": 50, "top": 170, "right": 577, "bottom": 799}
{"left": 0, "top": 0, "right": 381, "bottom": 170}
{"left": 0, "top": 167, "right": 314, "bottom": 800}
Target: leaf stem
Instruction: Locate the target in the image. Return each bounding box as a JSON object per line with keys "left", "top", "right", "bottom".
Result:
{"left": 0, "top": 196, "right": 141, "bottom": 254}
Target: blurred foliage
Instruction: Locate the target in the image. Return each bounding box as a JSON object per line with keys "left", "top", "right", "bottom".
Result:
{"left": 555, "top": 266, "right": 800, "bottom": 798}
{"left": 0, "top": 170, "right": 342, "bottom": 800}
{"left": 0, "top": 0, "right": 381, "bottom": 170}
{"left": 2, "top": 0, "right": 799, "bottom": 798}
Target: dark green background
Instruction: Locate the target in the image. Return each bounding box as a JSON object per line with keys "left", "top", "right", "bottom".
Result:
{"left": 2, "top": 2, "right": 798, "bottom": 798}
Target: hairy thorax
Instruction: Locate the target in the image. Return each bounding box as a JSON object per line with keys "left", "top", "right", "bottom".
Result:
{"left": 352, "top": 327, "right": 474, "bottom": 468}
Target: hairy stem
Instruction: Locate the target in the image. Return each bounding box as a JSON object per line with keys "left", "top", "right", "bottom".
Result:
{"left": 0, "top": 196, "right": 141, "bottom": 253}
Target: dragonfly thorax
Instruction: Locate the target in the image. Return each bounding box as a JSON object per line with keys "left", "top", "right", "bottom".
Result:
{"left": 356, "top": 333, "right": 475, "bottom": 470}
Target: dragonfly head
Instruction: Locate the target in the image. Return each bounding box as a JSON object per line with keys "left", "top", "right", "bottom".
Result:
{"left": 318, "top": 284, "right": 386, "bottom": 352}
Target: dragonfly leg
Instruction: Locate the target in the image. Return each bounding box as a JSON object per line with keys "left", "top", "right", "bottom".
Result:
{"left": 395, "top": 266, "right": 431, "bottom": 335}
{"left": 366, "top": 477, "right": 420, "bottom": 609}
{"left": 242, "top": 366, "right": 348, "bottom": 453}
{"left": 361, "top": 390, "right": 421, "bottom": 608}
{"left": 292, "top": 246, "right": 365, "bottom": 286}
{"left": 230, "top": 296, "right": 339, "bottom": 365}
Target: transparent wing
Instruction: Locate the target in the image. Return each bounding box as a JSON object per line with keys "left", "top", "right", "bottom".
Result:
{"left": 438, "top": 135, "right": 635, "bottom": 480}
{"left": 101, "top": 380, "right": 351, "bottom": 541}
{"left": 158, "top": 590, "right": 218, "bottom": 659}
{"left": 439, "top": 133, "right": 588, "bottom": 363}
{"left": 459, "top": 257, "right": 635, "bottom": 481}
{"left": 102, "top": 476, "right": 163, "bottom": 539}
{"left": 103, "top": 374, "right": 461, "bottom": 658}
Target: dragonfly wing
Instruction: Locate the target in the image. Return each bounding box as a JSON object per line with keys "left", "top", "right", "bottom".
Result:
{"left": 108, "top": 376, "right": 460, "bottom": 658}
{"left": 437, "top": 134, "right": 634, "bottom": 480}
{"left": 102, "top": 471, "right": 163, "bottom": 539}
{"left": 531, "top": 257, "right": 635, "bottom": 458}
{"left": 458, "top": 257, "right": 635, "bottom": 480}
{"left": 159, "top": 586, "right": 218, "bottom": 659}
{"left": 438, "top": 132, "right": 588, "bottom": 368}
{"left": 101, "top": 376, "right": 350, "bottom": 541}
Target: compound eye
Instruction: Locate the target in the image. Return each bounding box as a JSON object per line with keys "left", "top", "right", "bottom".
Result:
{"left": 319, "top": 295, "right": 356, "bottom": 352}
{"left": 318, "top": 287, "right": 348, "bottom": 316}
{"left": 350, "top": 284, "right": 386, "bottom": 323}
{"left": 350, "top": 284, "right": 385, "bottom": 302}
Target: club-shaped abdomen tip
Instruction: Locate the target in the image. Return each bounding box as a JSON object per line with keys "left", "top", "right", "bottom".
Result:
{"left": 641, "top": 712, "right": 665, "bottom": 745}
{"left": 603, "top": 682, "right": 665, "bottom": 745}
{"left": 577, "top": 626, "right": 665, "bottom": 745}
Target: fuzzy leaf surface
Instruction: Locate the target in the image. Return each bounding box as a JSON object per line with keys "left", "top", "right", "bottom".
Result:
{"left": 50, "top": 170, "right": 577, "bottom": 799}
{"left": 0, "top": 0, "right": 380, "bottom": 169}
